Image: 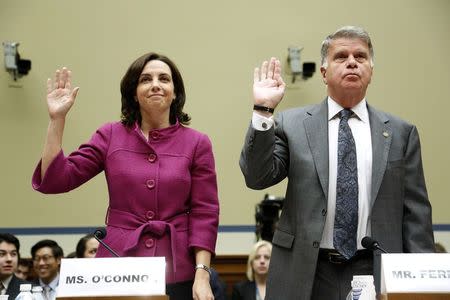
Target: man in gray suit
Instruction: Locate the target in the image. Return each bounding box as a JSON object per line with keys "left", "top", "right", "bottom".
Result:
{"left": 240, "top": 26, "right": 435, "bottom": 300}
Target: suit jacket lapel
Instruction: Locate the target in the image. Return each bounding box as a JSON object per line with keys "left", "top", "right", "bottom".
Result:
{"left": 6, "top": 275, "right": 20, "bottom": 298}
{"left": 304, "top": 100, "right": 329, "bottom": 199}
{"left": 303, "top": 101, "right": 391, "bottom": 206}
{"left": 368, "top": 104, "right": 392, "bottom": 207}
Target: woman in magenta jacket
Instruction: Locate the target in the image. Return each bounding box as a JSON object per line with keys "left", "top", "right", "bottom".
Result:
{"left": 32, "top": 52, "right": 219, "bottom": 300}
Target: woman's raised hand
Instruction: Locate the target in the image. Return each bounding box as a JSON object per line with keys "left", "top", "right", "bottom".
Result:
{"left": 46, "top": 67, "right": 79, "bottom": 120}
{"left": 253, "top": 57, "right": 286, "bottom": 109}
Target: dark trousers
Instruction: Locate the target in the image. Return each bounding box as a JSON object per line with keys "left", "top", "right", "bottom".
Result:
{"left": 166, "top": 280, "right": 193, "bottom": 300}
{"left": 311, "top": 250, "right": 373, "bottom": 300}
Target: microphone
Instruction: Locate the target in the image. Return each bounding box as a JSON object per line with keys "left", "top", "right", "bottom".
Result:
{"left": 361, "top": 236, "right": 388, "bottom": 253}
{"left": 93, "top": 227, "right": 120, "bottom": 257}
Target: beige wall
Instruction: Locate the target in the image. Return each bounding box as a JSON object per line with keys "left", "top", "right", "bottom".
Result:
{"left": 1, "top": 0, "right": 449, "bottom": 232}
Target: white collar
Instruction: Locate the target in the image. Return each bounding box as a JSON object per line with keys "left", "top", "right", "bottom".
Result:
{"left": 327, "top": 97, "right": 369, "bottom": 123}
{"left": 39, "top": 273, "right": 59, "bottom": 290}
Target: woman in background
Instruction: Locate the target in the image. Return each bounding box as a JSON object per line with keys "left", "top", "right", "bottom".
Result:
{"left": 232, "top": 240, "right": 272, "bottom": 300}
{"left": 76, "top": 234, "right": 99, "bottom": 258}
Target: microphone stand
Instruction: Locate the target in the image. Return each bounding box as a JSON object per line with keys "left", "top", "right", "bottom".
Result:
{"left": 94, "top": 231, "right": 120, "bottom": 257}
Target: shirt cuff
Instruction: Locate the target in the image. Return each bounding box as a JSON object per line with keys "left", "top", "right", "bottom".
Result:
{"left": 252, "top": 112, "right": 274, "bottom": 131}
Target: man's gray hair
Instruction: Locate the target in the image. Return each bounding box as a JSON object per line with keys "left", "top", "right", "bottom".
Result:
{"left": 320, "top": 25, "right": 374, "bottom": 68}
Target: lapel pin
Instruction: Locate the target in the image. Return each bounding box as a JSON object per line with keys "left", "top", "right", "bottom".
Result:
{"left": 383, "top": 132, "right": 389, "bottom": 137}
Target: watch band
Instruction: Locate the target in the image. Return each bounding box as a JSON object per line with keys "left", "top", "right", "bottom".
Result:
{"left": 253, "top": 104, "right": 275, "bottom": 114}
{"left": 195, "top": 263, "right": 211, "bottom": 275}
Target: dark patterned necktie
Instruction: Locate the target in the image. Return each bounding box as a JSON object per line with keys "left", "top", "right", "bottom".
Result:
{"left": 333, "top": 109, "right": 358, "bottom": 259}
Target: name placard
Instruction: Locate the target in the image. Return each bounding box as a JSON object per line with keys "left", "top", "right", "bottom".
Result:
{"left": 380, "top": 253, "right": 450, "bottom": 294}
{"left": 57, "top": 257, "right": 166, "bottom": 297}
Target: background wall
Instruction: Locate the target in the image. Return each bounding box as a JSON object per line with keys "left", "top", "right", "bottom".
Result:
{"left": 1, "top": 0, "right": 449, "bottom": 255}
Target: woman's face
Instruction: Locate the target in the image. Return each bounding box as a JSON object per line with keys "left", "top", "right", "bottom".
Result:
{"left": 135, "top": 60, "right": 176, "bottom": 119}
{"left": 252, "top": 245, "right": 271, "bottom": 277}
{"left": 84, "top": 238, "right": 99, "bottom": 258}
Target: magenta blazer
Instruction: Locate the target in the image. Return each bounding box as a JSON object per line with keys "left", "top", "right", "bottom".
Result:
{"left": 32, "top": 121, "right": 220, "bottom": 284}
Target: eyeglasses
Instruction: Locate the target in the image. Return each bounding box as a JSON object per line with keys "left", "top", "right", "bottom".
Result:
{"left": 33, "top": 255, "right": 54, "bottom": 263}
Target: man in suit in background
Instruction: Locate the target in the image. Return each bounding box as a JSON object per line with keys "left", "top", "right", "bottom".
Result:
{"left": 0, "top": 233, "right": 29, "bottom": 299}
{"left": 31, "top": 240, "right": 63, "bottom": 300}
{"left": 239, "top": 25, "right": 435, "bottom": 299}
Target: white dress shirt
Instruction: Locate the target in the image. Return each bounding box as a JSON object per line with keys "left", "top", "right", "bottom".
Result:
{"left": 0, "top": 275, "right": 12, "bottom": 295}
{"left": 252, "top": 112, "right": 274, "bottom": 130}
{"left": 39, "top": 274, "right": 59, "bottom": 300}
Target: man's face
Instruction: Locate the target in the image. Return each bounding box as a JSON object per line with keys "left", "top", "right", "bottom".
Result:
{"left": 0, "top": 241, "right": 18, "bottom": 280}
{"left": 33, "top": 247, "right": 60, "bottom": 283}
{"left": 320, "top": 37, "right": 373, "bottom": 99}
{"left": 15, "top": 264, "right": 30, "bottom": 280}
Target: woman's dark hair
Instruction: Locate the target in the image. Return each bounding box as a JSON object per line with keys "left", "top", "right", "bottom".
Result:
{"left": 76, "top": 234, "right": 95, "bottom": 258}
{"left": 120, "top": 52, "right": 190, "bottom": 127}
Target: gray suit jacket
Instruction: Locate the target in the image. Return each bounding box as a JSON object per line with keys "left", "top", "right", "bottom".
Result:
{"left": 239, "top": 100, "right": 435, "bottom": 300}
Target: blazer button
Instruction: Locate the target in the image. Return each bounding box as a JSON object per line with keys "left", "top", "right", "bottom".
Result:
{"left": 313, "top": 241, "right": 320, "bottom": 248}
{"left": 150, "top": 131, "right": 160, "bottom": 140}
{"left": 145, "top": 238, "right": 154, "bottom": 248}
{"left": 148, "top": 153, "right": 157, "bottom": 163}
{"left": 322, "top": 209, "right": 327, "bottom": 216}
{"left": 146, "top": 179, "right": 155, "bottom": 189}
{"left": 146, "top": 210, "right": 155, "bottom": 220}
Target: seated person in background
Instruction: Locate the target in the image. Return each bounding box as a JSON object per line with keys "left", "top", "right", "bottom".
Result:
{"left": 15, "top": 258, "right": 33, "bottom": 281}
{"left": 75, "top": 234, "right": 99, "bottom": 258}
{"left": 232, "top": 240, "right": 272, "bottom": 300}
{"left": 65, "top": 252, "right": 77, "bottom": 258}
{"left": 209, "top": 267, "right": 227, "bottom": 300}
{"left": 435, "top": 242, "right": 447, "bottom": 253}
{"left": 0, "top": 233, "right": 30, "bottom": 299}
{"left": 31, "top": 239, "right": 64, "bottom": 300}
